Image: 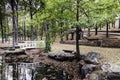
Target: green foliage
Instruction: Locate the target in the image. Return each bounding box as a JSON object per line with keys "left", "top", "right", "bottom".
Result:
{"left": 0, "top": 0, "right": 120, "bottom": 47}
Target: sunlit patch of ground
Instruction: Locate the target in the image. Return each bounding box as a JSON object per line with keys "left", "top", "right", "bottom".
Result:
{"left": 51, "top": 42, "right": 120, "bottom": 65}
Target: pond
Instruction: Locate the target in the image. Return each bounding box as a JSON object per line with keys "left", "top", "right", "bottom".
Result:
{"left": 0, "top": 59, "right": 73, "bottom": 80}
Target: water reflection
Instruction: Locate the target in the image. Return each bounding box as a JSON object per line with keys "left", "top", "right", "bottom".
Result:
{"left": 0, "top": 62, "right": 39, "bottom": 80}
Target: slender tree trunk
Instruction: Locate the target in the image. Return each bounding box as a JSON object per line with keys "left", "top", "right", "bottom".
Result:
{"left": 22, "top": 22, "right": 24, "bottom": 41}
{"left": 76, "top": 0, "right": 81, "bottom": 60}
{"left": 4, "top": 25, "right": 7, "bottom": 42}
{"left": 4, "top": 2, "right": 7, "bottom": 42}
{"left": 88, "top": 27, "right": 91, "bottom": 37}
{"left": 119, "top": 18, "right": 120, "bottom": 29}
{"left": 11, "top": 0, "right": 16, "bottom": 49}
{"left": 66, "top": 34, "right": 69, "bottom": 40}
{"left": 29, "top": 0, "right": 34, "bottom": 41}
{"left": 60, "top": 23, "right": 63, "bottom": 42}
{"left": 40, "top": 27, "right": 43, "bottom": 40}
{"left": 0, "top": 8, "right": 4, "bottom": 43}
{"left": 113, "top": 22, "right": 115, "bottom": 28}
{"left": 23, "top": 21, "right": 26, "bottom": 41}
{"left": 15, "top": 0, "right": 19, "bottom": 45}
{"left": 60, "top": 9, "right": 64, "bottom": 42}
{"left": 71, "top": 32, "right": 74, "bottom": 40}
{"left": 7, "top": 17, "right": 9, "bottom": 41}
{"left": 106, "top": 22, "right": 109, "bottom": 38}
{"left": 36, "top": 26, "right": 38, "bottom": 40}
{"left": 40, "top": 23, "right": 44, "bottom": 40}
{"left": 0, "top": 17, "right": 4, "bottom": 43}
{"left": 95, "top": 26, "right": 98, "bottom": 35}
{"left": 45, "top": 24, "right": 51, "bottom": 52}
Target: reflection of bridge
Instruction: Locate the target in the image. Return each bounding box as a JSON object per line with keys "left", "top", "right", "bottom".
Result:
{"left": 4, "top": 62, "right": 41, "bottom": 80}
{"left": 19, "top": 62, "right": 40, "bottom": 69}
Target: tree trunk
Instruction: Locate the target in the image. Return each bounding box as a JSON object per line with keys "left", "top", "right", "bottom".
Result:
{"left": 119, "top": 18, "right": 120, "bottom": 29}
{"left": 4, "top": 2, "right": 7, "bottom": 42}
{"left": 60, "top": 9, "right": 64, "bottom": 42}
{"left": 15, "top": 0, "right": 19, "bottom": 45}
{"left": 60, "top": 23, "right": 63, "bottom": 42}
{"left": 113, "top": 22, "right": 115, "bottom": 28}
{"left": 11, "top": 0, "right": 16, "bottom": 49}
{"left": 4, "top": 25, "right": 7, "bottom": 42}
{"left": 76, "top": 27, "right": 80, "bottom": 59}
{"left": 76, "top": 0, "right": 81, "bottom": 60}
{"left": 7, "top": 17, "right": 9, "bottom": 41}
{"left": 88, "top": 27, "right": 91, "bottom": 36}
{"left": 95, "top": 26, "right": 98, "bottom": 35}
{"left": 0, "top": 8, "right": 4, "bottom": 43}
{"left": 36, "top": 26, "right": 38, "bottom": 40}
{"left": 66, "top": 34, "right": 69, "bottom": 40}
{"left": 40, "top": 23, "right": 44, "bottom": 40}
{"left": 106, "top": 22, "right": 109, "bottom": 38}
{"left": 45, "top": 24, "right": 51, "bottom": 52}
{"left": 23, "top": 21, "right": 26, "bottom": 41}
{"left": 71, "top": 32, "right": 74, "bottom": 40}
{"left": 0, "top": 17, "right": 4, "bottom": 43}
{"left": 29, "top": 0, "right": 34, "bottom": 41}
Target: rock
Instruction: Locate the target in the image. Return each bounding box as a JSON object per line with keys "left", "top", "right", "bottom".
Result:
{"left": 101, "top": 62, "right": 120, "bottom": 72}
{"left": 63, "top": 49, "right": 74, "bottom": 53}
{"left": 79, "top": 63, "right": 97, "bottom": 79}
{"left": 42, "top": 77, "right": 48, "bottom": 80}
{"left": 48, "top": 52, "right": 75, "bottom": 61}
{"left": 86, "top": 73, "right": 98, "bottom": 80}
{"left": 107, "top": 72, "right": 120, "bottom": 80}
{"left": 99, "top": 72, "right": 120, "bottom": 80}
{"left": 48, "top": 53, "right": 56, "bottom": 59}
{"left": 85, "top": 52, "right": 101, "bottom": 64}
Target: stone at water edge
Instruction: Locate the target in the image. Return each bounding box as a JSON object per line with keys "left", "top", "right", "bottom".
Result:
{"left": 79, "top": 63, "right": 98, "bottom": 79}
{"left": 99, "top": 72, "right": 120, "bottom": 80}
{"left": 42, "top": 77, "right": 48, "bottom": 80}
{"left": 48, "top": 52, "right": 75, "bottom": 61}
{"left": 87, "top": 73, "right": 99, "bottom": 80}
{"left": 107, "top": 72, "right": 120, "bottom": 80}
{"left": 99, "top": 62, "right": 120, "bottom": 80}
{"left": 84, "top": 52, "right": 101, "bottom": 65}
{"left": 48, "top": 53, "right": 56, "bottom": 59}
{"left": 101, "top": 62, "right": 120, "bottom": 72}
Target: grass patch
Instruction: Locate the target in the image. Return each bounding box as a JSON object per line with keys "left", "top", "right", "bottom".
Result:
{"left": 51, "top": 43, "right": 120, "bottom": 65}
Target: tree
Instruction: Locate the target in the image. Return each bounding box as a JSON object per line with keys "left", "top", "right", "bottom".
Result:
{"left": 0, "top": 0, "right": 5, "bottom": 43}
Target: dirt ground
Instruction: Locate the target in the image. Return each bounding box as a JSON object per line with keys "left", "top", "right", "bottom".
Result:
{"left": 34, "top": 42, "right": 120, "bottom": 80}
{"left": 0, "top": 41, "right": 120, "bottom": 80}
{"left": 51, "top": 42, "right": 120, "bottom": 65}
